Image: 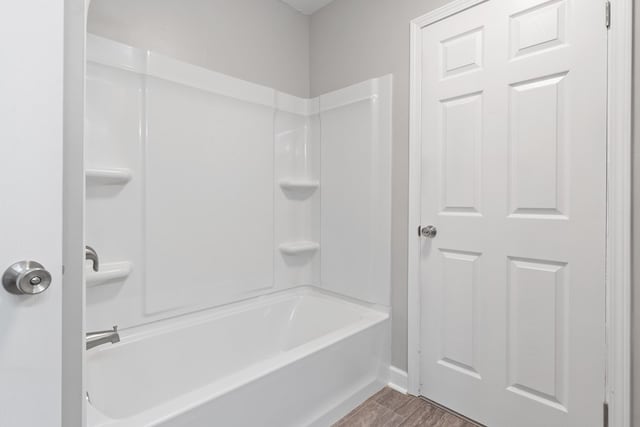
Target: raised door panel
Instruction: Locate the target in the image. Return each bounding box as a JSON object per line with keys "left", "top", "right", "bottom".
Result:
{"left": 508, "top": 73, "right": 568, "bottom": 218}
{"left": 509, "top": 0, "right": 568, "bottom": 59}
{"left": 438, "top": 249, "right": 482, "bottom": 379}
{"left": 441, "top": 27, "right": 484, "bottom": 78}
{"left": 440, "top": 93, "right": 483, "bottom": 216}
{"left": 507, "top": 257, "right": 568, "bottom": 412}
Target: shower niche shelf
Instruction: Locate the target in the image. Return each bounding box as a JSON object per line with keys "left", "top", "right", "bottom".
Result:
{"left": 278, "top": 241, "right": 320, "bottom": 256}
{"left": 86, "top": 168, "right": 133, "bottom": 186}
{"left": 279, "top": 179, "right": 320, "bottom": 192}
{"left": 86, "top": 261, "right": 132, "bottom": 287}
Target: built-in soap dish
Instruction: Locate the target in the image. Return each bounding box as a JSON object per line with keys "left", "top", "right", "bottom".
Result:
{"left": 86, "top": 261, "right": 132, "bottom": 287}
{"left": 279, "top": 179, "right": 320, "bottom": 192}
{"left": 278, "top": 241, "right": 320, "bottom": 256}
{"left": 86, "top": 168, "right": 133, "bottom": 186}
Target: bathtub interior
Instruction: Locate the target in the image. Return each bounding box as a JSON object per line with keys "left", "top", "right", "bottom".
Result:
{"left": 86, "top": 289, "right": 389, "bottom": 422}
{"left": 84, "top": 19, "right": 392, "bottom": 425}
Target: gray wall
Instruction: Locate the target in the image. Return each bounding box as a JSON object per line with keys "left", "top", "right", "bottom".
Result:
{"left": 310, "top": 0, "right": 453, "bottom": 370}
{"left": 88, "top": 0, "right": 311, "bottom": 98}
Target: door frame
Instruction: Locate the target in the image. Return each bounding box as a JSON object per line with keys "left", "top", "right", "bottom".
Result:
{"left": 62, "top": 0, "right": 87, "bottom": 425}
{"left": 406, "top": 1, "right": 633, "bottom": 427}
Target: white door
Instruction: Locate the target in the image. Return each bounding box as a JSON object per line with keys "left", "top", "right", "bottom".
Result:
{"left": 0, "top": 2, "right": 65, "bottom": 426}
{"left": 417, "top": 0, "right": 607, "bottom": 426}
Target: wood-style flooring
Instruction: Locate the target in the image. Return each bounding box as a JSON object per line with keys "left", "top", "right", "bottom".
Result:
{"left": 333, "top": 387, "right": 480, "bottom": 427}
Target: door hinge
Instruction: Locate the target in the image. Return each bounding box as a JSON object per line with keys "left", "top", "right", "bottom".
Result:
{"left": 605, "top": 1, "right": 611, "bottom": 29}
{"left": 603, "top": 402, "right": 609, "bottom": 427}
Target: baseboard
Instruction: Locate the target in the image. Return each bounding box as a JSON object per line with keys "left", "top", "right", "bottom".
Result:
{"left": 388, "top": 366, "right": 408, "bottom": 394}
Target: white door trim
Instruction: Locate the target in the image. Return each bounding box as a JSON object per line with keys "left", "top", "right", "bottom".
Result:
{"left": 406, "top": 1, "right": 633, "bottom": 427}
{"left": 62, "top": 0, "right": 87, "bottom": 425}
{"left": 604, "top": 1, "right": 633, "bottom": 426}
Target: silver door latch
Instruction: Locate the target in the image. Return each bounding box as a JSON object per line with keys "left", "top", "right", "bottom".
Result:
{"left": 2, "top": 261, "right": 52, "bottom": 295}
{"left": 419, "top": 225, "right": 437, "bottom": 239}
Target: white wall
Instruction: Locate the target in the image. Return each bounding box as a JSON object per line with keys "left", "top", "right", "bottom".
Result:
{"left": 88, "top": 0, "right": 311, "bottom": 98}
{"left": 85, "top": 36, "right": 392, "bottom": 330}
{"left": 144, "top": 77, "right": 276, "bottom": 314}
{"left": 84, "top": 37, "right": 321, "bottom": 330}
{"left": 320, "top": 76, "right": 392, "bottom": 308}
{"left": 310, "top": 0, "right": 454, "bottom": 371}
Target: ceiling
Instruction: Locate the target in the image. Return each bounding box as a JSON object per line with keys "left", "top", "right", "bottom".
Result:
{"left": 280, "top": 0, "right": 337, "bottom": 15}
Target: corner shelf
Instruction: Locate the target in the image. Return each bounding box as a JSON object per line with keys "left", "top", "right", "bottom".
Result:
{"left": 278, "top": 241, "right": 320, "bottom": 256}
{"left": 279, "top": 179, "right": 320, "bottom": 192}
{"left": 86, "top": 168, "right": 132, "bottom": 186}
{"left": 86, "top": 261, "right": 132, "bottom": 287}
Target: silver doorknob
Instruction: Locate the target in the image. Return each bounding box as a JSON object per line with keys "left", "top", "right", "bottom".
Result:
{"left": 420, "top": 225, "right": 438, "bottom": 239}
{"left": 2, "top": 261, "right": 52, "bottom": 295}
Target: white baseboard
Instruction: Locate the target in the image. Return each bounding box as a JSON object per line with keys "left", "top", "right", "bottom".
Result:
{"left": 388, "top": 366, "right": 408, "bottom": 394}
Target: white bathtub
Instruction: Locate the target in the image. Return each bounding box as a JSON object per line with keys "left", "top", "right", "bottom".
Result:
{"left": 86, "top": 287, "right": 390, "bottom": 426}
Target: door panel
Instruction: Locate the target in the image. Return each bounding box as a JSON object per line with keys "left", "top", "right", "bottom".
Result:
{"left": 418, "top": 1, "right": 606, "bottom": 426}
{"left": 0, "top": 2, "right": 64, "bottom": 426}
{"left": 441, "top": 93, "right": 483, "bottom": 215}
{"left": 506, "top": 256, "right": 568, "bottom": 411}
{"left": 439, "top": 249, "right": 481, "bottom": 378}
{"left": 509, "top": 73, "right": 568, "bottom": 217}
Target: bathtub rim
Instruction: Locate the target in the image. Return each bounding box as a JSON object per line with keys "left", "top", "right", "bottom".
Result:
{"left": 87, "top": 285, "right": 388, "bottom": 348}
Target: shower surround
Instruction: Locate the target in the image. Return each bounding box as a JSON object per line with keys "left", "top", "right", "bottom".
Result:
{"left": 85, "top": 35, "right": 392, "bottom": 426}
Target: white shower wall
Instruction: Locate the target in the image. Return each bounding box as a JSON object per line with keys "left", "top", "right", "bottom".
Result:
{"left": 320, "top": 80, "right": 392, "bottom": 305}
{"left": 144, "top": 72, "right": 275, "bottom": 314}
{"left": 85, "top": 35, "right": 391, "bottom": 331}
{"left": 275, "top": 95, "right": 322, "bottom": 289}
